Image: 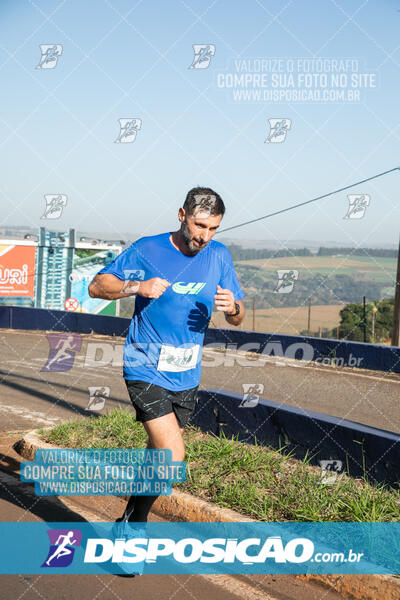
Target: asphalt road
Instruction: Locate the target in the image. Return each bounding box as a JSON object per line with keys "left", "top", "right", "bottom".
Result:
{"left": 0, "top": 329, "right": 399, "bottom": 433}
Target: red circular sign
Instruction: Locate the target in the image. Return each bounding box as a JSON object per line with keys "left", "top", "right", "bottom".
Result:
{"left": 64, "top": 297, "right": 79, "bottom": 312}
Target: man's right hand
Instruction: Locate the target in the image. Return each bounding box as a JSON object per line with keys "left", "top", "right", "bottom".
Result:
{"left": 138, "top": 278, "right": 171, "bottom": 298}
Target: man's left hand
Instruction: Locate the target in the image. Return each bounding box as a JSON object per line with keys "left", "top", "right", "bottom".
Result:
{"left": 214, "top": 285, "right": 236, "bottom": 314}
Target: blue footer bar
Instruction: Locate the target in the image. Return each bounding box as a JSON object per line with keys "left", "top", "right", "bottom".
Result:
{"left": 0, "top": 522, "right": 399, "bottom": 574}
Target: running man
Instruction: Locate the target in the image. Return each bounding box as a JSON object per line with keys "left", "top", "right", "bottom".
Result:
{"left": 88, "top": 187, "right": 245, "bottom": 524}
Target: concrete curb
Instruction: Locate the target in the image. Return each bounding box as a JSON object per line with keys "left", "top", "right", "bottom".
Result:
{"left": 14, "top": 429, "right": 400, "bottom": 600}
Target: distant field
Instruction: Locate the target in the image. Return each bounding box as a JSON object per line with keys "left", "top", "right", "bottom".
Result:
{"left": 211, "top": 304, "right": 343, "bottom": 336}
{"left": 238, "top": 256, "right": 368, "bottom": 269}
{"left": 236, "top": 255, "right": 396, "bottom": 284}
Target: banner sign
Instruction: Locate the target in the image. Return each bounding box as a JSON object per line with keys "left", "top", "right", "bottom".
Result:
{"left": 0, "top": 522, "right": 398, "bottom": 575}
{"left": 69, "top": 249, "right": 117, "bottom": 314}
{"left": 0, "top": 244, "right": 36, "bottom": 300}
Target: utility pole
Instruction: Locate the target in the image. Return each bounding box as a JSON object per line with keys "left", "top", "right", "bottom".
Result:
{"left": 65, "top": 228, "right": 75, "bottom": 301}
{"left": 307, "top": 298, "right": 311, "bottom": 335}
{"left": 363, "top": 296, "right": 367, "bottom": 343}
{"left": 35, "top": 227, "right": 46, "bottom": 308}
{"left": 252, "top": 297, "right": 256, "bottom": 331}
{"left": 392, "top": 235, "right": 400, "bottom": 346}
{"left": 372, "top": 304, "right": 377, "bottom": 343}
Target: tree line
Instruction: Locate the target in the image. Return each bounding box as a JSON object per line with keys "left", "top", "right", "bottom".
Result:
{"left": 317, "top": 247, "right": 396, "bottom": 258}
{"left": 226, "top": 244, "right": 397, "bottom": 260}
{"left": 226, "top": 244, "right": 312, "bottom": 260}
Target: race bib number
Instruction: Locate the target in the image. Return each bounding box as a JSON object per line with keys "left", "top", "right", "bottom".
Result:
{"left": 157, "top": 344, "right": 200, "bottom": 372}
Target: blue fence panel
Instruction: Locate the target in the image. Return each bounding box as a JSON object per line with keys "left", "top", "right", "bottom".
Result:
{"left": 0, "top": 306, "right": 131, "bottom": 337}
{"left": 190, "top": 389, "right": 400, "bottom": 486}
{"left": 0, "top": 307, "right": 11, "bottom": 328}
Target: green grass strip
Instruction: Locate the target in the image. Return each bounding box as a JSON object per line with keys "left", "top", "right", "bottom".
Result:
{"left": 38, "top": 408, "right": 400, "bottom": 522}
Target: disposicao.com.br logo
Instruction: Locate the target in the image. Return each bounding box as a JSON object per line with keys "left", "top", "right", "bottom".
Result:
{"left": 0, "top": 522, "right": 395, "bottom": 575}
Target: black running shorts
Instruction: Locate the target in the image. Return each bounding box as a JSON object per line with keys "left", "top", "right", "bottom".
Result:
{"left": 125, "top": 380, "right": 199, "bottom": 428}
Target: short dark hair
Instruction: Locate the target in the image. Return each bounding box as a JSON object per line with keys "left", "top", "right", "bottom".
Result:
{"left": 183, "top": 187, "right": 225, "bottom": 217}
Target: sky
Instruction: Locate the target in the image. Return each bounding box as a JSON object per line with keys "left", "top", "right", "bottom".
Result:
{"left": 0, "top": 0, "right": 399, "bottom": 247}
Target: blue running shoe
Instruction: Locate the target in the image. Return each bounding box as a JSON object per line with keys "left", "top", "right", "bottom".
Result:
{"left": 111, "top": 517, "right": 146, "bottom": 577}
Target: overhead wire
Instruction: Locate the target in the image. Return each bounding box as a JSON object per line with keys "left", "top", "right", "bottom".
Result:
{"left": 215, "top": 167, "right": 400, "bottom": 235}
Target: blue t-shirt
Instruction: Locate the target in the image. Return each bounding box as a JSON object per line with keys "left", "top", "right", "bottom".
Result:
{"left": 98, "top": 232, "right": 245, "bottom": 391}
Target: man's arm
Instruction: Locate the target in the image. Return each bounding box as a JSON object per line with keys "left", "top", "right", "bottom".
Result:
{"left": 88, "top": 274, "right": 140, "bottom": 300}
{"left": 88, "top": 273, "right": 170, "bottom": 300}
{"left": 214, "top": 285, "right": 245, "bottom": 326}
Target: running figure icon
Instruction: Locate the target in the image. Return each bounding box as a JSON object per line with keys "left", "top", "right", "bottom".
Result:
{"left": 45, "top": 531, "right": 77, "bottom": 566}
{"left": 45, "top": 335, "right": 76, "bottom": 370}
{"left": 41, "top": 333, "right": 82, "bottom": 373}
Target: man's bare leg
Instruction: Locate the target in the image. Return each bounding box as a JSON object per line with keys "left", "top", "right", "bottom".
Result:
{"left": 143, "top": 412, "right": 185, "bottom": 460}
{"left": 122, "top": 412, "right": 185, "bottom": 522}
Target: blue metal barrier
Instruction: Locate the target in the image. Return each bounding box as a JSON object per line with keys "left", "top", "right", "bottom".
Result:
{"left": 190, "top": 389, "right": 400, "bottom": 486}
{"left": 205, "top": 327, "right": 400, "bottom": 374}
{"left": 0, "top": 305, "right": 131, "bottom": 337}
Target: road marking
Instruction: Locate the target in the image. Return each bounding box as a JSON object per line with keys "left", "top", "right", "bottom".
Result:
{"left": 0, "top": 404, "right": 61, "bottom": 426}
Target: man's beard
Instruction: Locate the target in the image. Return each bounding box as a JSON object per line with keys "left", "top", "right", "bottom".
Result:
{"left": 181, "top": 221, "right": 208, "bottom": 253}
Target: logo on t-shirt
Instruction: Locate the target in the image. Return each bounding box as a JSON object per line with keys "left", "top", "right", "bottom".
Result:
{"left": 172, "top": 282, "right": 206, "bottom": 295}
